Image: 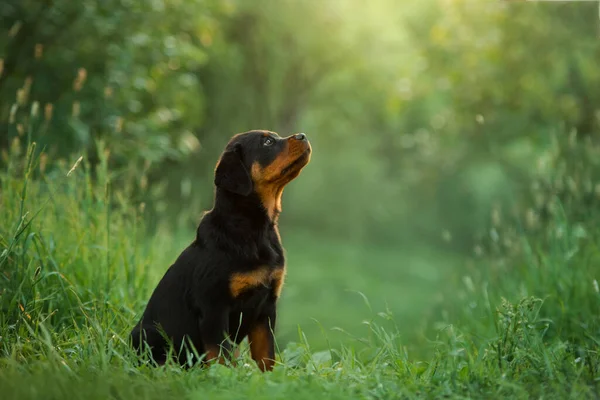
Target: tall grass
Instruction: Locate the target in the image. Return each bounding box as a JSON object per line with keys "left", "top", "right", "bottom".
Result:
{"left": 0, "top": 138, "right": 166, "bottom": 365}
{"left": 1, "top": 139, "right": 599, "bottom": 399}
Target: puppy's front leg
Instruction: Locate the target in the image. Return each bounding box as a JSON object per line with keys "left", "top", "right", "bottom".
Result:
{"left": 199, "top": 305, "right": 232, "bottom": 365}
{"left": 249, "top": 305, "right": 276, "bottom": 372}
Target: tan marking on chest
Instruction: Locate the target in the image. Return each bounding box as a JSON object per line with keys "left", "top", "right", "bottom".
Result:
{"left": 229, "top": 266, "right": 287, "bottom": 298}
{"left": 271, "top": 268, "right": 286, "bottom": 299}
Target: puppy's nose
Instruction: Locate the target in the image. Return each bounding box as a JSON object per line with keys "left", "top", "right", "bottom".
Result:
{"left": 294, "top": 133, "right": 306, "bottom": 141}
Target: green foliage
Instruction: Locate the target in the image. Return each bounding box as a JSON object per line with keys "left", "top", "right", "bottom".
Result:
{"left": 1, "top": 136, "right": 600, "bottom": 398}
{"left": 2, "top": 0, "right": 600, "bottom": 398}
{"left": 4, "top": 0, "right": 600, "bottom": 248}
{"left": 1, "top": 143, "right": 139, "bottom": 361}
{"left": 0, "top": 0, "right": 226, "bottom": 221}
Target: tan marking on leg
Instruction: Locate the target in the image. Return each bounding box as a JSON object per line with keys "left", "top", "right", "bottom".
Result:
{"left": 249, "top": 323, "right": 275, "bottom": 372}
{"left": 205, "top": 346, "right": 225, "bottom": 365}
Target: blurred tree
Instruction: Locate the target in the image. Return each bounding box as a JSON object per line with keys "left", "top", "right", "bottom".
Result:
{"left": 373, "top": 0, "right": 600, "bottom": 250}
{"left": 2, "top": 0, "right": 600, "bottom": 253}
{"left": 0, "top": 0, "right": 225, "bottom": 185}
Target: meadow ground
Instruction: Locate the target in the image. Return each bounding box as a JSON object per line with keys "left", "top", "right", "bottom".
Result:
{"left": 1, "top": 148, "right": 599, "bottom": 399}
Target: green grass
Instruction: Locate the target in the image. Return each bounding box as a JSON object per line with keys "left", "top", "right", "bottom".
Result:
{"left": 1, "top": 143, "right": 599, "bottom": 399}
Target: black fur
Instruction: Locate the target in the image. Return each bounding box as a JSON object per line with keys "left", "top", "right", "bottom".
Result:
{"left": 130, "top": 130, "right": 310, "bottom": 370}
{"left": 214, "top": 143, "right": 253, "bottom": 196}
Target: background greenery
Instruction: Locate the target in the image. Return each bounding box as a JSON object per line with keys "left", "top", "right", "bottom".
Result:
{"left": 1, "top": 0, "right": 600, "bottom": 398}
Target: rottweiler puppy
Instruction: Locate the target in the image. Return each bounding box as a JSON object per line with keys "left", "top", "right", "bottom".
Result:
{"left": 130, "top": 130, "right": 311, "bottom": 371}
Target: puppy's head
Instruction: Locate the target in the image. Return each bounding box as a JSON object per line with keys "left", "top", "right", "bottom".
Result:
{"left": 214, "top": 130, "right": 311, "bottom": 218}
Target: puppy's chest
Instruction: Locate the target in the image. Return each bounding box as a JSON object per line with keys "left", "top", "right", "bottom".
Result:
{"left": 229, "top": 234, "right": 286, "bottom": 299}
{"left": 229, "top": 264, "right": 286, "bottom": 300}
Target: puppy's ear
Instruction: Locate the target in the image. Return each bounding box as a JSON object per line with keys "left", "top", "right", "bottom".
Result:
{"left": 214, "top": 144, "right": 253, "bottom": 196}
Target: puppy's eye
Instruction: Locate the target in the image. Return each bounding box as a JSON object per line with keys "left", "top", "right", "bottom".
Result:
{"left": 264, "top": 138, "right": 274, "bottom": 147}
